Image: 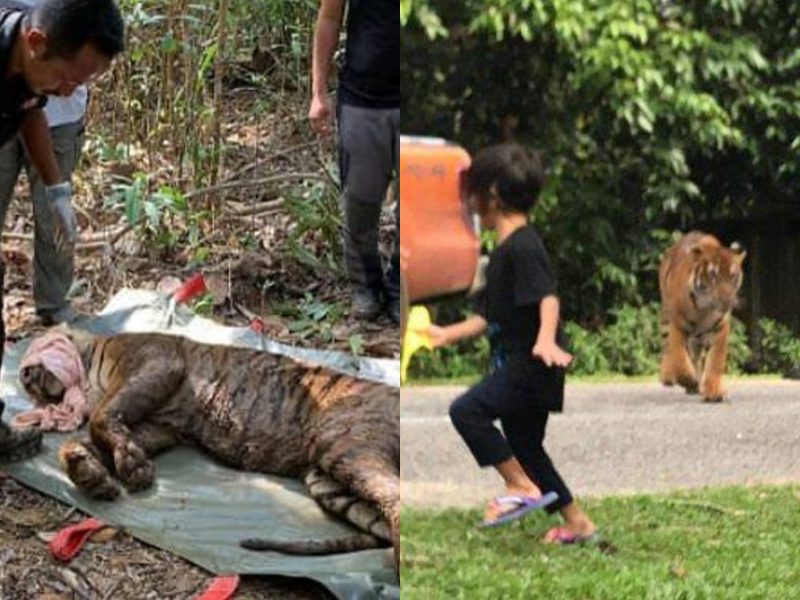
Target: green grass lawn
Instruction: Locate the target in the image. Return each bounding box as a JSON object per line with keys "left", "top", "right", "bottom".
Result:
{"left": 401, "top": 485, "right": 800, "bottom": 599}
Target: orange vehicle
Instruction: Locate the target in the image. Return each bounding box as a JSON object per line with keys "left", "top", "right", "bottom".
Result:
{"left": 399, "top": 136, "right": 482, "bottom": 339}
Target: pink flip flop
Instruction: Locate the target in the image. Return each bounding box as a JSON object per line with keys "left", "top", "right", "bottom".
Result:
{"left": 543, "top": 525, "right": 600, "bottom": 545}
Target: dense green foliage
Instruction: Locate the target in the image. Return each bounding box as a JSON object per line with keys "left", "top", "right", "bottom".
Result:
{"left": 402, "top": 485, "right": 800, "bottom": 599}
{"left": 754, "top": 318, "right": 800, "bottom": 377}
{"left": 408, "top": 306, "right": 796, "bottom": 378}
{"left": 402, "top": 0, "right": 800, "bottom": 324}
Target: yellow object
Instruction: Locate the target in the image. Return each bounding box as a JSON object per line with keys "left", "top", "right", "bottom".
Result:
{"left": 401, "top": 306, "right": 433, "bottom": 384}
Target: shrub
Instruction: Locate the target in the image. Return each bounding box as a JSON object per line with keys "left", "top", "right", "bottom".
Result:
{"left": 594, "top": 303, "right": 663, "bottom": 376}
{"left": 408, "top": 336, "right": 489, "bottom": 381}
{"left": 563, "top": 321, "right": 609, "bottom": 375}
{"left": 726, "top": 317, "right": 752, "bottom": 375}
{"left": 406, "top": 305, "right": 796, "bottom": 381}
{"left": 754, "top": 319, "right": 800, "bottom": 377}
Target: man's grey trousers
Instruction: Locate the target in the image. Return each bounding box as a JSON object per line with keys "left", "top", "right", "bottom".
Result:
{"left": 0, "top": 121, "right": 84, "bottom": 318}
{"left": 338, "top": 103, "right": 400, "bottom": 300}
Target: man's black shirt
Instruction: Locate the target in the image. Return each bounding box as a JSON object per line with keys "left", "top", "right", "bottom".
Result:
{"left": 340, "top": 0, "right": 399, "bottom": 109}
{"left": 0, "top": 5, "right": 46, "bottom": 147}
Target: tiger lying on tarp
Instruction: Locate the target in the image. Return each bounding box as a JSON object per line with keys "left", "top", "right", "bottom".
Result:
{"left": 19, "top": 329, "right": 399, "bottom": 571}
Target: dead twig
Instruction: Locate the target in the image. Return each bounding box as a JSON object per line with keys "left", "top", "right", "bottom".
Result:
{"left": 73, "top": 202, "right": 100, "bottom": 231}
{"left": 224, "top": 197, "right": 284, "bottom": 217}
{"left": 659, "top": 499, "right": 745, "bottom": 516}
{"left": 184, "top": 172, "right": 327, "bottom": 201}
{"left": 102, "top": 577, "right": 122, "bottom": 600}
{"left": 222, "top": 140, "right": 318, "bottom": 183}
{"left": 2, "top": 224, "right": 128, "bottom": 245}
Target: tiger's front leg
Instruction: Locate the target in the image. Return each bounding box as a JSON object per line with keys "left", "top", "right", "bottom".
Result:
{"left": 60, "top": 439, "right": 122, "bottom": 500}
{"left": 60, "top": 424, "right": 177, "bottom": 500}
{"left": 89, "top": 359, "right": 184, "bottom": 492}
{"left": 700, "top": 318, "right": 730, "bottom": 403}
{"left": 660, "top": 324, "right": 699, "bottom": 394}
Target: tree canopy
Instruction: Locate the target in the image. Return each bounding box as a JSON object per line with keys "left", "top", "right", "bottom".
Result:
{"left": 402, "top": 0, "right": 800, "bottom": 323}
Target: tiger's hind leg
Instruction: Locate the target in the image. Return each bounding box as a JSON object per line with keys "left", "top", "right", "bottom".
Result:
{"left": 324, "top": 454, "right": 400, "bottom": 573}
{"left": 304, "top": 467, "right": 392, "bottom": 543}
{"left": 239, "top": 467, "right": 390, "bottom": 556}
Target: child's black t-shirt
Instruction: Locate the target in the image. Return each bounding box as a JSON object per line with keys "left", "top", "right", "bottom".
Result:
{"left": 473, "top": 224, "right": 566, "bottom": 411}
{"left": 475, "top": 224, "right": 561, "bottom": 355}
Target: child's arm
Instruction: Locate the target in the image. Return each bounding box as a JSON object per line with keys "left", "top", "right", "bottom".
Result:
{"left": 427, "top": 315, "right": 487, "bottom": 349}
{"left": 532, "top": 295, "right": 573, "bottom": 368}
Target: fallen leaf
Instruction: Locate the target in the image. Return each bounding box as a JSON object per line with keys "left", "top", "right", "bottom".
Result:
{"left": 156, "top": 276, "right": 183, "bottom": 296}
{"left": 36, "top": 531, "right": 57, "bottom": 544}
{"left": 89, "top": 526, "right": 119, "bottom": 544}
{"left": 204, "top": 273, "right": 229, "bottom": 305}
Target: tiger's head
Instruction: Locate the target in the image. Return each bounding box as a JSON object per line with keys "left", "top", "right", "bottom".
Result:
{"left": 19, "top": 363, "right": 66, "bottom": 405}
{"left": 18, "top": 325, "right": 93, "bottom": 407}
{"left": 690, "top": 241, "right": 746, "bottom": 313}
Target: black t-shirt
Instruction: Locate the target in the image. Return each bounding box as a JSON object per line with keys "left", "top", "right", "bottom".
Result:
{"left": 474, "top": 224, "right": 566, "bottom": 411}
{"left": 475, "top": 224, "right": 562, "bottom": 357}
{"left": 339, "top": 0, "right": 399, "bottom": 109}
{"left": 0, "top": 5, "right": 46, "bottom": 147}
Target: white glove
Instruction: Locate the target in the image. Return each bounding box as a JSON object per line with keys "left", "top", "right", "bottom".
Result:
{"left": 44, "top": 182, "right": 77, "bottom": 253}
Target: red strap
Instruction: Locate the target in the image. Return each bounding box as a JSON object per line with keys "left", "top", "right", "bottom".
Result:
{"left": 249, "top": 316, "right": 265, "bottom": 333}
{"left": 49, "top": 517, "right": 106, "bottom": 562}
{"left": 173, "top": 273, "right": 208, "bottom": 304}
{"left": 194, "top": 575, "right": 240, "bottom": 600}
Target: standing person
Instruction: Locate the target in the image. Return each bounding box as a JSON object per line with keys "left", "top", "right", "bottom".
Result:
{"left": 426, "top": 144, "right": 599, "bottom": 543}
{"left": 309, "top": 0, "right": 400, "bottom": 323}
{"left": 0, "top": 0, "right": 124, "bottom": 364}
{"left": 0, "top": 0, "right": 93, "bottom": 325}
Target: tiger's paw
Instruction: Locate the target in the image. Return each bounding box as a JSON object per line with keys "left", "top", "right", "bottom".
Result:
{"left": 114, "top": 441, "right": 155, "bottom": 492}
{"left": 60, "top": 441, "right": 122, "bottom": 501}
{"left": 702, "top": 394, "right": 726, "bottom": 403}
{"left": 660, "top": 360, "right": 697, "bottom": 393}
{"left": 701, "top": 384, "right": 728, "bottom": 403}
{"left": 680, "top": 378, "right": 700, "bottom": 395}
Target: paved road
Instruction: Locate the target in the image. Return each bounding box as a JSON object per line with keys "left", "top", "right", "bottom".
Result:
{"left": 401, "top": 380, "right": 800, "bottom": 508}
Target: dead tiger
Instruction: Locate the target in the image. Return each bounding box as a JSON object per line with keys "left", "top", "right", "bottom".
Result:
{"left": 19, "top": 329, "right": 399, "bottom": 570}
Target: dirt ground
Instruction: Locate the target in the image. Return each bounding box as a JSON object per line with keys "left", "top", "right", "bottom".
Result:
{"left": 0, "top": 476, "right": 335, "bottom": 599}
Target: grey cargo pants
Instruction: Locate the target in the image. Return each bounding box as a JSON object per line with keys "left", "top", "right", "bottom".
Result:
{"left": 338, "top": 103, "right": 400, "bottom": 300}
{"left": 0, "top": 120, "right": 84, "bottom": 318}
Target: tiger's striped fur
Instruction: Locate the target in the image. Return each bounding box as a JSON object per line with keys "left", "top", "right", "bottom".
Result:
{"left": 21, "top": 330, "right": 399, "bottom": 570}
{"left": 659, "top": 231, "right": 746, "bottom": 402}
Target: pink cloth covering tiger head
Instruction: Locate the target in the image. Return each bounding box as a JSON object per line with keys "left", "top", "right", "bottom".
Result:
{"left": 13, "top": 332, "right": 89, "bottom": 432}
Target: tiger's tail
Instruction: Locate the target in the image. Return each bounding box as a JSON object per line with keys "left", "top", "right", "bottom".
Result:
{"left": 239, "top": 533, "right": 388, "bottom": 554}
